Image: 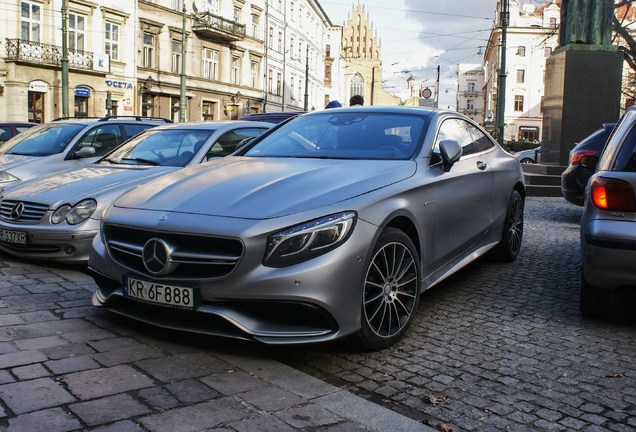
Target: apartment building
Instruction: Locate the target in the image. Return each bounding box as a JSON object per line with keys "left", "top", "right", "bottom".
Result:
{"left": 456, "top": 64, "right": 485, "bottom": 125}
{"left": 483, "top": 0, "right": 559, "bottom": 142}
{"left": 1, "top": 0, "right": 137, "bottom": 122}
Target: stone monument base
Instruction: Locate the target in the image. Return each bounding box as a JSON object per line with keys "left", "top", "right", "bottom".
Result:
{"left": 541, "top": 47, "right": 622, "bottom": 166}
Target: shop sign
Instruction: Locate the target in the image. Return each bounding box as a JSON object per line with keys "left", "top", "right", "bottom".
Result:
{"left": 94, "top": 54, "right": 110, "bottom": 72}
{"left": 75, "top": 86, "right": 91, "bottom": 97}
{"left": 106, "top": 80, "right": 133, "bottom": 90}
{"left": 28, "top": 80, "right": 49, "bottom": 93}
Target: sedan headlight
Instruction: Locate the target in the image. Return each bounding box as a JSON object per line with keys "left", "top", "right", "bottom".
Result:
{"left": 51, "top": 199, "right": 97, "bottom": 225}
{"left": 264, "top": 211, "right": 357, "bottom": 267}
{"left": 0, "top": 171, "right": 20, "bottom": 183}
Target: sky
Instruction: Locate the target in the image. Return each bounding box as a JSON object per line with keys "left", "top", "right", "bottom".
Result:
{"left": 320, "top": 0, "right": 501, "bottom": 108}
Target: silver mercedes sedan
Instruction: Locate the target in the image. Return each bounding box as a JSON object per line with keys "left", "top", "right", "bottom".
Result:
{"left": 89, "top": 107, "right": 525, "bottom": 349}
{"left": 0, "top": 121, "right": 271, "bottom": 263}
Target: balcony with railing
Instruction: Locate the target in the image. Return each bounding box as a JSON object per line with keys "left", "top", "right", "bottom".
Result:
{"left": 191, "top": 12, "right": 245, "bottom": 42}
{"left": 5, "top": 38, "right": 94, "bottom": 70}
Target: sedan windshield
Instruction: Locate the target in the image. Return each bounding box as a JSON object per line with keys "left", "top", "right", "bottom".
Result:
{"left": 243, "top": 112, "right": 427, "bottom": 160}
{"left": 0, "top": 124, "right": 85, "bottom": 156}
{"left": 102, "top": 128, "right": 215, "bottom": 167}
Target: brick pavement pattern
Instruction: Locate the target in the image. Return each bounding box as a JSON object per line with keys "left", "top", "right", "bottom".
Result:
{"left": 0, "top": 197, "right": 633, "bottom": 431}
{"left": 275, "top": 198, "right": 636, "bottom": 431}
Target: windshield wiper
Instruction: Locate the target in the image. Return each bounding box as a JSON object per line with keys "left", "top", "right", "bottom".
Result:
{"left": 121, "top": 157, "right": 160, "bottom": 166}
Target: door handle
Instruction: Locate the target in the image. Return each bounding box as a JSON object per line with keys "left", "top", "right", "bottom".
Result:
{"left": 476, "top": 161, "right": 487, "bottom": 170}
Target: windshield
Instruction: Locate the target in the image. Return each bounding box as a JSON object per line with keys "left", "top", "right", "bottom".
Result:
{"left": 101, "top": 128, "right": 215, "bottom": 167}
{"left": 242, "top": 112, "right": 427, "bottom": 160}
{"left": 0, "top": 123, "right": 85, "bottom": 156}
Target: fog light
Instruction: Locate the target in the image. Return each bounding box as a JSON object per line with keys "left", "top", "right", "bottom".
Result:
{"left": 64, "top": 246, "right": 75, "bottom": 254}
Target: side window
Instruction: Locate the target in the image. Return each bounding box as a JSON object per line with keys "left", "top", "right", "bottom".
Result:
{"left": 124, "top": 124, "right": 154, "bottom": 139}
{"left": 76, "top": 124, "right": 123, "bottom": 156}
{"left": 466, "top": 122, "right": 494, "bottom": 153}
{"left": 0, "top": 127, "right": 11, "bottom": 143}
{"left": 206, "top": 129, "right": 263, "bottom": 158}
{"left": 430, "top": 119, "right": 473, "bottom": 165}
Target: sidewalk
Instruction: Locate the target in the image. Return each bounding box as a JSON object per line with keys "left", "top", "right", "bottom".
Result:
{"left": 0, "top": 258, "right": 434, "bottom": 432}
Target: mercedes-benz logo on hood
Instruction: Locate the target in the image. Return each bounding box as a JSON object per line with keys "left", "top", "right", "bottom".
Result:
{"left": 142, "top": 238, "right": 177, "bottom": 275}
{"left": 9, "top": 202, "right": 25, "bottom": 221}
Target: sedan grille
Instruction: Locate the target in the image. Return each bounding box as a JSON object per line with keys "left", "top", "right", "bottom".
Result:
{"left": 104, "top": 224, "right": 244, "bottom": 279}
{"left": 0, "top": 200, "right": 49, "bottom": 222}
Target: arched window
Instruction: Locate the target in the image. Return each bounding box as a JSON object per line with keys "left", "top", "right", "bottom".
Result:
{"left": 350, "top": 73, "right": 364, "bottom": 97}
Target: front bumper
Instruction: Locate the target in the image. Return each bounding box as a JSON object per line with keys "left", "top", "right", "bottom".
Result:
{"left": 88, "top": 209, "right": 381, "bottom": 344}
{"left": 0, "top": 221, "right": 98, "bottom": 263}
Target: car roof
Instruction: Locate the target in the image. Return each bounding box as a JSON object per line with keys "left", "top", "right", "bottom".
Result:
{"left": 50, "top": 116, "right": 172, "bottom": 125}
{"left": 138, "top": 120, "right": 272, "bottom": 132}
{"left": 0, "top": 122, "right": 35, "bottom": 127}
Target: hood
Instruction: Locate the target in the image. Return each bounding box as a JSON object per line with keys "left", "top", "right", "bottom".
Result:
{"left": 2, "top": 164, "right": 178, "bottom": 206}
{"left": 0, "top": 153, "right": 35, "bottom": 170}
{"left": 114, "top": 157, "right": 416, "bottom": 219}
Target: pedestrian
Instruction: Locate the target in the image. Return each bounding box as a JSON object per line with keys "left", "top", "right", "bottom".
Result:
{"left": 349, "top": 95, "right": 364, "bottom": 106}
{"left": 325, "top": 100, "right": 342, "bottom": 109}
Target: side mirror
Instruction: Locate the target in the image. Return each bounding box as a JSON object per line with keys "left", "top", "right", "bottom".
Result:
{"left": 236, "top": 137, "right": 254, "bottom": 152}
{"left": 439, "top": 139, "right": 463, "bottom": 172}
{"left": 580, "top": 155, "right": 599, "bottom": 169}
{"left": 73, "top": 146, "right": 96, "bottom": 159}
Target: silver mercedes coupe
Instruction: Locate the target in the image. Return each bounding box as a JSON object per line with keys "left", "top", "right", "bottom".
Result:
{"left": 89, "top": 107, "right": 525, "bottom": 349}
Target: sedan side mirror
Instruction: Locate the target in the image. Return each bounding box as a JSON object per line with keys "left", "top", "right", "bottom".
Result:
{"left": 439, "top": 139, "right": 463, "bottom": 172}
{"left": 73, "top": 146, "right": 96, "bottom": 159}
{"left": 580, "top": 155, "right": 599, "bottom": 169}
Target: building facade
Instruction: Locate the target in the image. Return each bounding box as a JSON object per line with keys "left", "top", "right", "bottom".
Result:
{"left": 483, "top": 0, "right": 559, "bottom": 142}
{"left": 1, "top": 0, "right": 343, "bottom": 122}
{"left": 456, "top": 64, "right": 485, "bottom": 125}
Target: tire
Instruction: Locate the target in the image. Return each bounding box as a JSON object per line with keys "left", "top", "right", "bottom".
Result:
{"left": 354, "top": 227, "right": 421, "bottom": 350}
{"left": 579, "top": 271, "right": 607, "bottom": 317}
{"left": 520, "top": 158, "right": 534, "bottom": 164}
{"left": 489, "top": 189, "right": 524, "bottom": 262}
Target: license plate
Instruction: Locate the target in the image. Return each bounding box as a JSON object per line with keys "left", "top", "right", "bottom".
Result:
{"left": 0, "top": 228, "right": 27, "bottom": 245}
{"left": 123, "top": 276, "right": 198, "bottom": 310}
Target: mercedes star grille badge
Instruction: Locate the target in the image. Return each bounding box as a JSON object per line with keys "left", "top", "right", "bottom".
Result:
{"left": 9, "top": 202, "right": 25, "bottom": 221}
{"left": 142, "top": 238, "right": 177, "bottom": 275}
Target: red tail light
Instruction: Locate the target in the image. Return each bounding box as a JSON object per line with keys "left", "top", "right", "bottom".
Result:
{"left": 590, "top": 177, "right": 636, "bottom": 211}
{"left": 570, "top": 149, "right": 597, "bottom": 165}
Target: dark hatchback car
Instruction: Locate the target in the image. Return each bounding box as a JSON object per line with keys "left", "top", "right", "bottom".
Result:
{"left": 0, "top": 122, "right": 36, "bottom": 144}
{"left": 239, "top": 112, "right": 304, "bottom": 124}
{"left": 561, "top": 123, "right": 615, "bottom": 206}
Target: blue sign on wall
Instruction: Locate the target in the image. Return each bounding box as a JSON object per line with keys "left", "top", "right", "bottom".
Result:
{"left": 75, "top": 86, "right": 91, "bottom": 97}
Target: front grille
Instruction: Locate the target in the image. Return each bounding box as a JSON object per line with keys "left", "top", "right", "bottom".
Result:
{"left": 104, "top": 224, "right": 244, "bottom": 279}
{"left": 0, "top": 200, "right": 49, "bottom": 222}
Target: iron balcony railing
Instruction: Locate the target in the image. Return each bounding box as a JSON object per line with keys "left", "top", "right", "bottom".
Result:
{"left": 5, "top": 38, "right": 93, "bottom": 70}
{"left": 191, "top": 12, "right": 246, "bottom": 42}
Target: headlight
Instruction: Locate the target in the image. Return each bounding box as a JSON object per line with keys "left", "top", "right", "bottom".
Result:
{"left": 264, "top": 211, "right": 357, "bottom": 267}
{"left": 51, "top": 199, "right": 97, "bottom": 225}
{"left": 0, "top": 172, "right": 20, "bottom": 183}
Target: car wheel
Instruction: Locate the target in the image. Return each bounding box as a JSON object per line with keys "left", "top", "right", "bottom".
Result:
{"left": 579, "top": 271, "right": 607, "bottom": 317}
{"left": 520, "top": 158, "right": 534, "bottom": 164}
{"left": 489, "top": 189, "right": 524, "bottom": 262}
{"left": 355, "top": 227, "right": 420, "bottom": 350}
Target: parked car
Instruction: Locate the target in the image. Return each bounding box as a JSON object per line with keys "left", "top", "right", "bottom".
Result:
{"left": 0, "top": 116, "right": 171, "bottom": 193}
{"left": 513, "top": 146, "right": 541, "bottom": 164}
{"left": 89, "top": 106, "right": 525, "bottom": 349}
{"left": 561, "top": 123, "right": 615, "bottom": 206}
{"left": 0, "top": 121, "right": 271, "bottom": 264}
{"left": 239, "top": 112, "right": 304, "bottom": 124}
{"left": 579, "top": 107, "right": 636, "bottom": 316}
{"left": 0, "top": 122, "right": 36, "bottom": 144}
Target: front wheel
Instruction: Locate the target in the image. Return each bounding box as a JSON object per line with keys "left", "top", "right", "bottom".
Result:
{"left": 489, "top": 189, "right": 524, "bottom": 262}
{"left": 354, "top": 228, "right": 421, "bottom": 350}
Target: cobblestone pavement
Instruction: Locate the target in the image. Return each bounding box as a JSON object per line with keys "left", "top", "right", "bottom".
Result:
{"left": 271, "top": 197, "right": 636, "bottom": 431}
{"left": 0, "top": 197, "right": 634, "bottom": 431}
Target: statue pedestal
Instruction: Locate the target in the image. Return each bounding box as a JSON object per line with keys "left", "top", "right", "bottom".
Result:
{"left": 541, "top": 48, "right": 622, "bottom": 166}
